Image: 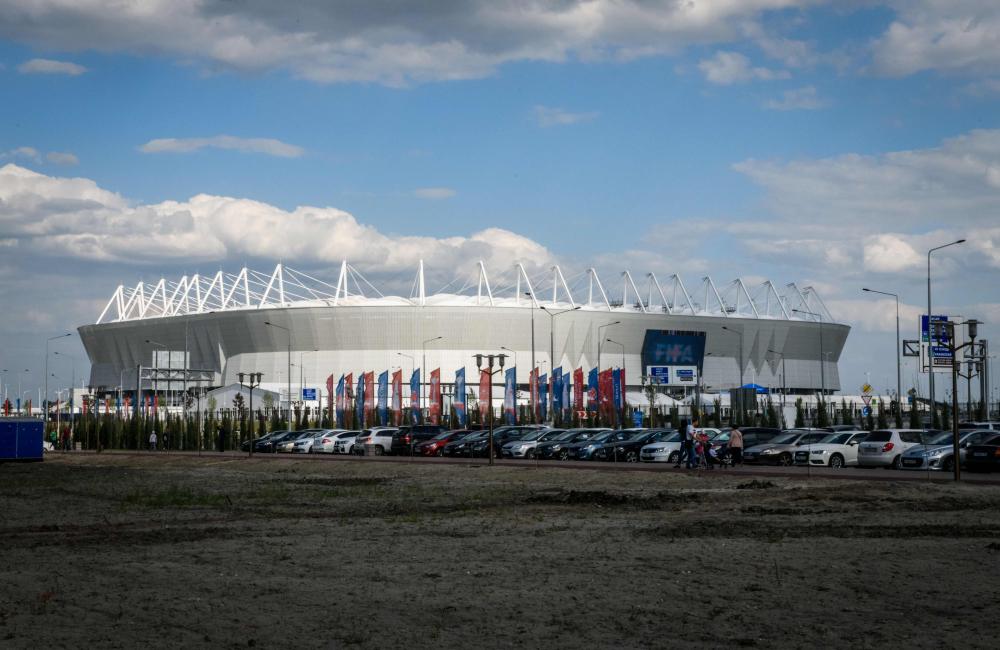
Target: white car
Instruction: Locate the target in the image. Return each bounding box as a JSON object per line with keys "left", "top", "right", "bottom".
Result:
{"left": 640, "top": 431, "right": 684, "bottom": 463}
{"left": 793, "top": 431, "right": 868, "bottom": 468}
{"left": 311, "top": 429, "right": 350, "bottom": 454}
{"left": 857, "top": 429, "right": 926, "bottom": 469}
{"left": 354, "top": 427, "right": 398, "bottom": 455}
{"left": 332, "top": 431, "right": 361, "bottom": 455}
{"left": 290, "top": 429, "right": 325, "bottom": 453}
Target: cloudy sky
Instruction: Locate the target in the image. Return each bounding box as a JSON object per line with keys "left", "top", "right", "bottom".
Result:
{"left": 1, "top": 0, "right": 999, "bottom": 403}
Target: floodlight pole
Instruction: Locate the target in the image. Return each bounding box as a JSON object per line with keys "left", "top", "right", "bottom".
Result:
{"left": 239, "top": 372, "right": 262, "bottom": 457}
{"left": 422, "top": 336, "right": 443, "bottom": 419}
{"left": 474, "top": 353, "right": 507, "bottom": 466}
{"left": 265, "top": 321, "right": 292, "bottom": 426}
{"left": 720, "top": 326, "right": 745, "bottom": 422}
{"left": 927, "top": 239, "right": 966, "bottom": 423}
{"left": 540, "top": 305, "right": 581, "bottom": 423}
{"left": 606, "top": 338, "right": 626, "bottom": 428}
{"left": 45, "top": 333, "right": 71, "bottom": 424}
{"left": 862, "top": 288, "right": 901, "bottom": 418}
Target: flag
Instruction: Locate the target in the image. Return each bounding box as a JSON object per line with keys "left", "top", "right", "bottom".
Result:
{"left": 539, "top": 373, "right": 548, "bottom": 421}
{"left": 410, "top": 369, "right": 421, "bottom": 423}
{"left": 479, "top": 368, "right": 491, "bottom": 416}
{"left": 562, "top": 369, "right": 570, "bottom": 417}
{"left": 326, "top": 374, "right": 335, "bottom": 424}
{"left": 613, "top": 368, "right": 623, "bottom": 423}
{"left": 377, "top": 370, "right": 389, "bottom": 426}
{"left": 504, "top": 367, "right": 517, "bottom": 425}
{"left": 392, "top": 369, "right": 403, "bottom": 426}
{"left": 365, "top": 372, "right": 375, "bottom": 423}
{"left": 336, "top": 374, "right": 346, "bottom": 428}
{"left": 574, "top": 367, "right": 584, "bottom": 411}
{"left": 599, "top": 369, "right": 614, "bottom": 423}
{"left": 355, "top": 373, "right": 365, "bottom": 427}
{"left": 588, "top": 368, "right": 598, "bottom": 413}
{"left": 552, "top": 367, "right": 563, "bottom": 414}
{"left": 429, "top": 368, "right": 441, "bottom": 424}
{"left": 529, "top": 367, "right": 539, "bottom": 422}
{"left": 454, "top": 367, "right": 467, "bottom": 427}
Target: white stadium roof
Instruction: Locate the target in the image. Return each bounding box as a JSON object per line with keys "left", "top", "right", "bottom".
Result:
{"left": 95, "top": 261, "right": 836, "bottom": 325}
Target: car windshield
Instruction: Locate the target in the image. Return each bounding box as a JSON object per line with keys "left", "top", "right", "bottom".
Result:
{"left": 799, "top": 434, "right": 828, "bottom": 445}
{"left": 588, "top": 431, "right": 615, "bottom": 443}
{"left": 540, "top": 430, "right": 565, "bottom": 440}
{"left": 770, "top": 433, "right": 800, "bottom": 445}
{"left": 519, "top": 430, "right": 547, "bottom": 442}
{"left": 925, "top": 431, "right": 953, "bottom": 445}
{"left": 554, "top": 430, "right": 581, "bottom": 441}
{"left": 866, "top": 431, "right": 893, "bottom": 442}
{"left": 656, "top": 431, "right": 681, "bottom": 442}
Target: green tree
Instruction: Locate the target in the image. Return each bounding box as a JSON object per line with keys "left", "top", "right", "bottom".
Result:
{"left": 794, "top": 398, "right": 805, "bottom": 428}
{"left": 712, "top": 399, "right": 722, "bottom": 428}
{"left": 941, "top": 401, "right": 951, "bottom": 430}
{"left": 816, "top": 398, "right": 829, "bottom": 427}
{"left": 876, "top": 398, "right": 889, "bottom": 429}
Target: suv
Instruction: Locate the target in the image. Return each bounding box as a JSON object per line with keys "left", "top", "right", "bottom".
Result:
{"left": 390, "top": 425, "right": 448, "bottom": 455}
{"left": 354, "top": 427, "right": 398, "bottom": 455}
{"left": 857, "top": 429, "right": 925, "bottom": 468}
{"left": 332, "top": 430, "right": 361, "bottom": 455}
{"left": 742, "top": 430, "right": 830, "bottom": 466}
{"left": 900, "top": 429, "right": 998, "bottom": 471}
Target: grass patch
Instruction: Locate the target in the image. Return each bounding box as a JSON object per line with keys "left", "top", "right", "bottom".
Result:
{"left": 122, "top": 486, "right": 229, "bottom": 509}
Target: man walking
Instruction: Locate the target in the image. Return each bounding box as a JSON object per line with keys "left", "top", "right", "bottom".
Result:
{"left": 728, "top": 423, "right": 744, "bottom": 467}
{"left": 149, "top": 430, "right": 158, "bottom": 451}
{"left": 674, "top": 418, "right": 690, "bottom": 468}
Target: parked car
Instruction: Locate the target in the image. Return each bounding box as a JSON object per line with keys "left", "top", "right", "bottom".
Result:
{"left": 564, "top": 429, "right": 619, "bottom": 460}
{"left": 595, "top": 429, "right": 673, "bottom": 462}
{"left": 900, "top": 429, "right": 998, "bottom": 471}
{"left": 292, "top": 429, "right": 327, "bottom": 453}
{"left": 243, "top": 429, "right": 285, "bottom": 452}
{"left": 278, "top": 429, "right": 319, "bottom": 453}
{"left": 255, "top": 430, "right": 297, "bottom": 453}
{"left": 965, "top": 434, "right": 1000, "bottom": 472}
{"left": 958, "top": 421, "right": 1000, "bottom": 431}
{"left": 639, "top": 431, "right": 684, "bottom": 463}
{"left": 311, "top": 429, "right": 350, "bottom": 454}
{"left": 856, "top": 429, "right": 926, "bottom": 469}
{"left": 390, "top": 425, "right": 449, "bottom": 455}
{"left": 742, "top": 430, "right": 830, "bottom": 466}
{"left": 442, "top": 431, "right": 489, "bottom": 457}
{"left": 501, "top": 428, "right": 566, "bottom": 459}
{"left": 332, "top": 430, "right": 361, "bottom": 455}
{"left": 793, "top": 431, "right": 868, "bottom": 468}
{"left": 713, "top": 427, "right": 782, "bottom": 451}
{"left": 535, "top": 429, "right": 607, "bottom": 460}
{"left": 354, "top": 427, "right": 398, "bottom": 455}
{"left": 415, "top": 430, "right": 476, "bottom": 456}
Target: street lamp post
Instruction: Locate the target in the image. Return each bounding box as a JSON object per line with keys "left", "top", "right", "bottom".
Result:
{"left": 927, "top": 239, "right": 966, "bottom": 423}
{"left": 605, "top": 338, "right": 626, "bottom": 428}
{"left": 264, "top": 321, "right": 292, "bottom": 426}
{"left": 474, "top": 353, "right": 507, "bottom": 466}
{"left": 53, "top": 353, "right": 75, "bottom": 440}
{"left": 145, "top": 340, "right": 168, "bottom": 437}
{"left": 238, "top": 372, "right": 262, "bottom": 456}
{"left": 766, "top": 349, "right": 787, "bottom": 407}
{"left": 540, "top": 305, "right": 581, "bottom": 423}
{"left": 524, "top": 291, "right": 538, "bottom": 423}
{"left": 720, "top": 326, "right": 745, "bottom": 422}
{"left": 862, "top": 287, "right": 902, "bottom": 419}
{"left": 397, "top": 352, "right": 414, "bottom": 423}
{"left": 45, "top": 333, "right": 72, "bottom": 422}
{"left": 596, "top": 321, "right": 621, "bottom": 372}
{"left": 792, "top": 309, "right": 826, "bottom": 424}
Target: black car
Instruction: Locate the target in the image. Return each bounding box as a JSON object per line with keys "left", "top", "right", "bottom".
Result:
{"left": 535, "top": 428, "right": 607, "bottom": 460}
{"left": 390, "top": 424, "right": 449, "bottom": 455}
{"left": 442, "top": 431, "right": 489, "bottom": 457}
{"left": 965, "top": 434, "right": 1000, "bottom": 472}
{"left": 594, "top": 428, "right": 674, "bottom": 462}
{"left": 564, "top": 429, "right": 623, "bottom": 460}
{"left": 415, "top": 430, "right": 476, "bottom": 456}
{"left": 252, "top": 430, "right": 290, "bottom": 453}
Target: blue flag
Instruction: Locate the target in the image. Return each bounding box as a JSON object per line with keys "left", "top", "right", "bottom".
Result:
{"left": 335, "top": 375, "right": 345, "bottom": 428}
{"left": 552, "top": 367, "right": 563, "bottom": 414}
{"left": 356, "top": 374, "right": 365, "bottom": 427}
{"left": 539, "top": 373, "right": 548, "bottom": 422}
{"left": 454, "top": 368, "right": 467, "bottom": 427}
{"left": 377, "top": 371, "right": 388, "bottom": 426}
{"left": 504, "top": 367, "right": 517, "bottom": 425}
{"left": 410, "top": 369, "right": 421, "bottom": 424}
{"left": 612, "top": 368, "right": 622, "bottom": 426}
{"left": 588, "top": 368, "right": 598, "bottom": 413}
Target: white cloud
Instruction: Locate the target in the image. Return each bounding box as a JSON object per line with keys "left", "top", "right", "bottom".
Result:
{"left": 871, "top": 1, "right": 1000, "bottom": 77}
{"left": 825, "top": 298, "right": 926, "bottom": 333}
{"left": 862, "top": 234, "right": 922, "bottom": 272}
{"left": 0, "top": 164, "right": 551, "bottom": 275}
{"left": 533, "top": 105, "right": 599, "bottom": 127}
{"left": 2, "top": 146, "right": 41, "bottom": 162}
{"left": 0, "top": 1, "right": 819, "bottom": 86}
{"left": 413, "top": 187, "right": 456, "bottom": 200}
{"left": 763, "top": 85, "right": 826, "bottom": 110}
{"left": 697, "top": 50, "right": 789, "bottom": 84}
{"left": 139, "top": 135, "right": 304, "bottom": 158}
{"left": 45, "top": 151, "right": 79, "bottom": 165}
{"left": 17, "top": 58, "right": 87, "bottom": 75}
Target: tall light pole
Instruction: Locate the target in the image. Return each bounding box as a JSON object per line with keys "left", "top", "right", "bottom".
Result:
{"left": 146, "top": 339, "right": 168, "bottom": 425}
{"left": 540, "top": 305, "right": 581, "bottom": 421}
{"left": 927, "top": 239, "right": 966, "bottom": 422}
{"left": 862, "top": 287, "right": 902, "bottom": 416}
{"left": 238, "top": 372, "right": 262, "bottom": 456}
{"left": 596, "top": 321, "right": 621, "bottom": 371}
{"left": 524, "top": 291, "right": 537, "bottom": 422}
{"left": 264, "top": 321, "right": 292, "bottom": 425}
{"left": 54, "top": 352, "right": 75, "bottom": 439}
{"left": 422, "top": 336, "right": 443, "bottom": 414}
{"left": 605, "top": 338, "right": 626, "bottom": 428}
{"left": 720, "top": 325, "right": 745, "bottom": 421}
{"left": 766, "top": 349, "right": 786, "bottom": 407}
{"left": 474, "top": 352, "right": 507, "bottom": 466}
{"left": 45, "top": 333, "right": 72, "bottom": 422}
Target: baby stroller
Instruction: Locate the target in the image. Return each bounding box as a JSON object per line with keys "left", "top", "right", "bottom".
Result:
{"left": 704, "top": 441, "right": 731, "bottom": 468}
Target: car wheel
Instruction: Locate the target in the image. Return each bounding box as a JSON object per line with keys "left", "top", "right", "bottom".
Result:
{"left": 558, "top": 450, "right": 569, "bottom": 461}
{"left": 348, "top": 445, "right": 355, "bottom": 455}
{"left": 942, "top": 456, "right": 954, "bottom": 472}
{"left": 436, "top": 448, "right": 444, "bottom": 457}
{"left": 778, "top": 453, "right": 793, "bottom": 467}
{"left": 668, "top": 451, "right": 679, "bottom": 464}
{"left": 829, "top": 454, "right": 844, "bottom": 469}
{"left": 525, "top": 449, "right": 535, "bottom": 460}
{"left": 374, "top": 446, "right": 384, "bottom": 456}
{"left": 890, "top": 455, "right": 901, "bottom": 470}
{"left": 625, "top": 451, "right": 638, "bottom": 463}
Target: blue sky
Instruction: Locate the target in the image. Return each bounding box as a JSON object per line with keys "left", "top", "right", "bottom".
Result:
{"left": 1, "top": 0, "right": 999, "bottom": 403}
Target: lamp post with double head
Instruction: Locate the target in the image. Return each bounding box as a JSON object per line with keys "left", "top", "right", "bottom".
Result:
{"left": 926, "top": 239, "right": 966, "bottom": 422}
{"left": 474, "top": 352, "right": 507, "bottom": 466}
{"left": 238, "top": 372, "right": 262, "bottom": 456}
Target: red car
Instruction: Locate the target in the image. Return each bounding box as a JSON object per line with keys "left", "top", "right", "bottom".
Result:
{"left": 415, "top": 430, "right": 477, "bottom": 456}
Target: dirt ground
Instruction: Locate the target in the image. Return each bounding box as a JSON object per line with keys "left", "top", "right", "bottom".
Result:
{"left": 2, "top": 454, "right": 999, "bottom": 649}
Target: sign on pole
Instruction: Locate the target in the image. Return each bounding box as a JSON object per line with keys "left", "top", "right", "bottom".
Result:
{"left": 301, "top": 388, "right": 317, "bottom": 401}
{"left": 646, "top": 366, "right": 698, "bottom": 386}
{"left": 920, "top": 315, "right": 954, "bottom": 373}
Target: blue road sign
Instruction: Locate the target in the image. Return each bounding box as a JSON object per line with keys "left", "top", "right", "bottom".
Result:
{"left": 301, "top": 388, "right": 317, "bottom": 401}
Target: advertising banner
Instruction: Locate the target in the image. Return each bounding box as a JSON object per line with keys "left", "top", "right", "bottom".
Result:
{"left": 454, "top": 368, "right": 467, "bottom": 427}
{"left": 365, "top": 372, "right": 375, "bottom": 423}
{"left": 326, "top": 374, "right": 334, "bottom": 424}
{"left": 642, "top": 331, "right": 706, "bottom": 371}
{"left": 574, "top": 367, "right": 584, "bottom": 411}
{"left": 920, "top": 315, "right": 954, "bottom": 373}
{"left": 479, "top": 369, "right": 491, "bottom": 418}
{"left": 410, "top": 369, "right": 421, "bottom": 423}
{"left": 335, "top": 374, "right": 345, "bottom": 428}
{"left": 552, "top": 367, "right": 563, "bottom": 414}
{"left": 599, "top": 369, "right": 614, "bottom": 423}
{"left": 539, "top": 373, "right": 548, "bottom": 421}
{"left": 429, "top": 368, "right": 441, "bottom": 425}
{"left": 529, "top": 367, "right": 539, "bottom": 422}
{"left": 613, "top": 368, "right": 623, "bottom": 412}
{"left": 504, "top": 367, "right": 516, "bottom": 425}
{"left": 355, "top": 374, "right": 365, "bottom": 427}
{"left": 588, "top": 368, "right": 598, "bottom": 413}
{"left": 392, "top": 370, "right": 402, "bottom": 425}
{"left": 562, "top": 369, "right": 571, "bottom": 416}
{"left": 377, "top": 371, "right": 388, "bottom": 426}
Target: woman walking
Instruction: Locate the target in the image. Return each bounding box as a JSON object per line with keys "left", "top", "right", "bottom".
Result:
{"left": 728, "top": 424, "right": 744, "bottom": 467}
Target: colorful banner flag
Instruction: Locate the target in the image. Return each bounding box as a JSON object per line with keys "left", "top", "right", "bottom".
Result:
{"left": 504, "top": 367, "right": 517, "bottom": 425}
{"left": 336, "top": 374, "right": 346, "bottom": 428}
{"left": 562, "top": 369, "right": 570, "bottom": 416}
{"left": 326, "top": 374, "right": 335, "bottom": 424}
{"left": 599, "top": 368, "right": 614, "bottom": 423}
{"left": 574, "top": 367, "right": 584, "bottom": 411}
{"left": 355, "top": 373, "right": 365, "bottom": 427}
{"left": 377, "top": 371, "right": 389, "bottom": 426}
{"left": 479, "top": 368, "right": 491, "bottom": 416}
{"left": 454, "top": 367, "right": 467, "bottom": 427}
{"left": 392, "top": 369, "right": 402, "bottom": 426}
{"left": 429, "top": 368, "right": 441, "bottom": 424}
{"left": 551, "top": 367, "right": 563, "bottom": 414}
{"left": 588, "top": 368, "right": 598, "bottom": 413}
{"left": 529, "top": 367, "right": 539, "bottom": 422}
{"left": 539, "top": 373, "right": 548, "bottom": 421}
{"left": 410, "top": 369, "right": 421, "bottom": 423}
{"left": 613, "top": 368, "right": 623, "bottom": 420}
{"left": 365, "top": 372, "right": 375, "bottom": 423}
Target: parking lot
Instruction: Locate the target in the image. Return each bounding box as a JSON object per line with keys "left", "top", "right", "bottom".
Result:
{"left": 3, "top": 452, "right": 1000, "bottom": 648}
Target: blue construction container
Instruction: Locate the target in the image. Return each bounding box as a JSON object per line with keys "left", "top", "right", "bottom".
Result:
{"left": 0, "top": 418, "right": 45, "bottom": 461}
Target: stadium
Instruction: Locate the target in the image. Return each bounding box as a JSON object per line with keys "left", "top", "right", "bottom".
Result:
{"left": 77, "top": 261, "right": 850, "bottom": 412}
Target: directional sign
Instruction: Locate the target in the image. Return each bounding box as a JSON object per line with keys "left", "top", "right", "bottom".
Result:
{"left": 861, "top": 406, "right": 871, "bottom": 417}
{"left": 301, "top": 388, "right": 317, "bottom": 401}
{"left": 647, "top": 366, "right": 670, "bottom": 384}
{"left": 902, "top": 340, "right": 920, "bottom": 357}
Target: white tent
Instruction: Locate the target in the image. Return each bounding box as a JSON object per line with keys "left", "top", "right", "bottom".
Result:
{"left": 206, "top": 383, "right": 280, "bottom": 409}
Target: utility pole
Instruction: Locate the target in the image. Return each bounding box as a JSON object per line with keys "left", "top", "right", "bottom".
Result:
{"left": 927, "top": 239, "right": 966, "bottom": 424}
{"left": 474, "top": 353, "right": 507, "bottom": 466}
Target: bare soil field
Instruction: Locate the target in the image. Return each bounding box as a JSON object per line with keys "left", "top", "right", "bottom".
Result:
{"left": 2, "top": 453, "right": 1000, "bottom": 649}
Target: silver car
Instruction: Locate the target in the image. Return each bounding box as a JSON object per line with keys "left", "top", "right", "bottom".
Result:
{"left": 742, "top": 430, "right": 829, "bottom": 466}
{"left": 501, "top": 428, "right": 565, "bottom": 458}
{"left": 899, "top": 429, "right": 997, "bottom": 471}
{"left": 857, "top": 429, "right": 926, "bottom": 468}
{"left": 287, "top": 429, "right": 324, "bottom": 453}
{"left": 332, "top": 430, "right": 361, "bottom": 455}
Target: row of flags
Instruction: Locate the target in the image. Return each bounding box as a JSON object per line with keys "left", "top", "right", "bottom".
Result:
{"left": 325, "top": 366, "right": 627, "bottom": 428}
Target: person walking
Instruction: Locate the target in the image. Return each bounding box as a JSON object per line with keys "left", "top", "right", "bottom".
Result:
{"left": 61, "top": 425, "right": 71, "bottom": 451}
{"left": 674, "top": 418, "right": 690, "bottom": 468}
{"left": 685, "top": 418, "right": 699, "bottom": 469}
{"left": 149, "top": 430, "right": 158, "bottom": 451}
{"left": 728, "top": 424, "right": 744, "bottom": 467}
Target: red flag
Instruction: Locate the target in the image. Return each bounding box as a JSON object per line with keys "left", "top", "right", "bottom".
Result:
{"left": 574, "top": 367, "right": 584, "bottom": 410}
{"left": 479, "top": 369, "right": 491, "bottom": 413}
{"left": 599, "top": 369, "right": 614, "bottom": 423}
{"left": 391, "top": 369, "right": 402, "bottom": 425}
{"left": 364, "top": 372, "right": 375, "bottom": 421}
{"left": 326, "top": 374, "right": 334, "bottom": 423}
{"left": 429, "top": 368, "right": 441, "bottom": 424}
